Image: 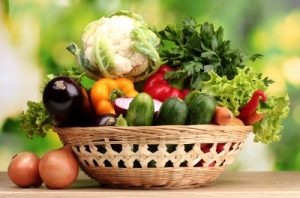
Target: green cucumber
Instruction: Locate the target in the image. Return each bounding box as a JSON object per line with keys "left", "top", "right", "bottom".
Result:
{"left": 187, "top": 93, "right": 216, "bottom": 125}
{"left": 184, "top": 90, "right": 201, "bottom": 105}
{"left": 156, "top": 97, "right": 188, "bottom": 125}
{"left": 126, "top": 93, "right": 154, "bottom": 126}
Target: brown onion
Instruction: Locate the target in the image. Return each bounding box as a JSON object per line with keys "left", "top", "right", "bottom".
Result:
{"left": 39, "top": 145, "right": 79, "bottom": 189}
{"left": 8, "top": 152, "right": 42, "bottom": 188}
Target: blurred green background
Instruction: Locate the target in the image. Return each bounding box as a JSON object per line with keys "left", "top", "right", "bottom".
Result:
{"left": 0, "top": 0, "right": 300, "bottom": 171}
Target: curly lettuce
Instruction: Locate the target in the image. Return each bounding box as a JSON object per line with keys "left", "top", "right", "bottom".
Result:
{"left": 200, "top": 66, "right": 290, "bottom": 144}
{"left": 201, "top": 67, "right": 268, "bottom": 116}
{"left": 254, "top": 95, "right": 289, "bottom": 143}
{"left": 20, "top": 101, "right": 53, "bottom": 138}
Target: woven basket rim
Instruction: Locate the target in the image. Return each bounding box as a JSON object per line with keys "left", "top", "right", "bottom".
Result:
{"left": 55, "top": 124, "right": 253, "bottom": 133}
{"left": 55, "top": 124, "right": 252, "bottom": 145}
{"left": 82, "top": 166, "right": 226, "bottom": 170}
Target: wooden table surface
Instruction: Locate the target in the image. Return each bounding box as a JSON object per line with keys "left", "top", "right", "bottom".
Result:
{"left": 1, "top": 171, "right": 300, "bottom": 198}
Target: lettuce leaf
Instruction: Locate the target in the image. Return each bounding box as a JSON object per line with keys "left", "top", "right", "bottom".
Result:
{"left": 254, "top": 95, "right": 289, "bottom": 143}
{"left": 19, "top": 101, "right": 53, "bottom": 138}
{"left": 200, "top": 66, "right": 290, "bottom": 144}
{"left": 201, "top": 66, "right": 267, "bottom": 116}
{"left": 116, "top": 114, "right": 128, "bottom": 126}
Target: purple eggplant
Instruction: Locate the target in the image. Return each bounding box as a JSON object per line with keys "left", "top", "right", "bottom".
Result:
{"left": 43, "top": 76, "right": 93, "bottom": 127}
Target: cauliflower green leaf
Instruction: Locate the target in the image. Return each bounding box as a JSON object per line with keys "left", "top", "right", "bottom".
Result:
{"left": 131, "top": 26, "right": 160, "bottom": 63}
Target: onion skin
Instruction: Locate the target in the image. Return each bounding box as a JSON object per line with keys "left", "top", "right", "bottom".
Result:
{"left": 39, "top": 145, "right": 79, "bottom": 189}
{"left": 8, "top": 152, "right": 42, "bottom": 188}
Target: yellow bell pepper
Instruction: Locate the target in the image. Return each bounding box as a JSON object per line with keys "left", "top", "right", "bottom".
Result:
{"left": 90, "top": 78, "right": 138, "bottom": 115}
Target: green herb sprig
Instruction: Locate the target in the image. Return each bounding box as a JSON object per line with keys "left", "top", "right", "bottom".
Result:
{"left": 158, "top": 19, "right": 266, "bottom": 89}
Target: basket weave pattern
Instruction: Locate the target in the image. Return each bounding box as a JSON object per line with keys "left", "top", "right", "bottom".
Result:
{"left": 56, "top": 125, "right": 251, "bottom": 189}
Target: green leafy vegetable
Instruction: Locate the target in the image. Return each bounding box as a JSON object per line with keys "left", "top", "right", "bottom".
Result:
{"left": 61, "top": 66, "right": 95, "bottom": 90}
{"left": 158, "top": 19, "right": 263, "bottom": 89}
{"left": 201, "top": 66, "right": 268, "bottom": 116}
{"left": 131, "top": 27, "right": 160, "bottom": 63}
{"left": 116, "top": 114, "right": 128, "bottom": 126}
{"left": 66, "top": 43, "right": 101, "bottom": 80}
{"left": 19, "top": 101, "right": 53, "bottom": 138}
{"left": 254, "top": 95, "right": 289, "bottom": 143}
{"left": 200, "top": 67, "right": 289, "bottom": 143}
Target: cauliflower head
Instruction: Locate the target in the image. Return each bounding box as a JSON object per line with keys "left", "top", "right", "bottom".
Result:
{"left": 80, "top": 10, "right": 161, "bottom": 82}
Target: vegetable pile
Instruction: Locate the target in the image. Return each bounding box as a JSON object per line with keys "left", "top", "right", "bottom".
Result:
{"left": 20, "top": 11, "right": 289, "bottom": 145}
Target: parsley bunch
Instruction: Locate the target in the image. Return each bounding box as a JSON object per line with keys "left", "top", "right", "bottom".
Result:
{"left": 158, "top": 19, "right": 264, "bottom": 89}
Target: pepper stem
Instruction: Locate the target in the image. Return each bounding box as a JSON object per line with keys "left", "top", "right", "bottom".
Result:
{"left": 110, "top": 89, "right": 124, "bottom": 102}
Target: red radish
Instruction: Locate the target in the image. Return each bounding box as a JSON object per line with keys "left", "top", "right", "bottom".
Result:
{"left": 114, "top": 98, "right": 162, "bottom": 115}
{"left": 8, "top": 152, "right": 42, "bottom": 188}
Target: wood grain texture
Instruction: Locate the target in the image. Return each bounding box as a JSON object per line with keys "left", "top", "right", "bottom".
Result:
{"left": 1, "top": 171, "right": 300, "bottom": 198}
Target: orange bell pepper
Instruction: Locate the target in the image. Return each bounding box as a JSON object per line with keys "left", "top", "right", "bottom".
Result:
{"left": 90, "top": 78, "right": 138, "bottom": 115}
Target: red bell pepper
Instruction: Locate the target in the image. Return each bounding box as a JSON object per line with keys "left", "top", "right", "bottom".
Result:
{"left": 143, "top": 65, "right": 189, "bottom": 102}
{"left": 238, "top": 90, "right": 267, "bottom": 125}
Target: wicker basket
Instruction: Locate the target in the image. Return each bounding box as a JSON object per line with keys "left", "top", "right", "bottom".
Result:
{"left": 55, "top": 125, "right": 252, "bottom": 189}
